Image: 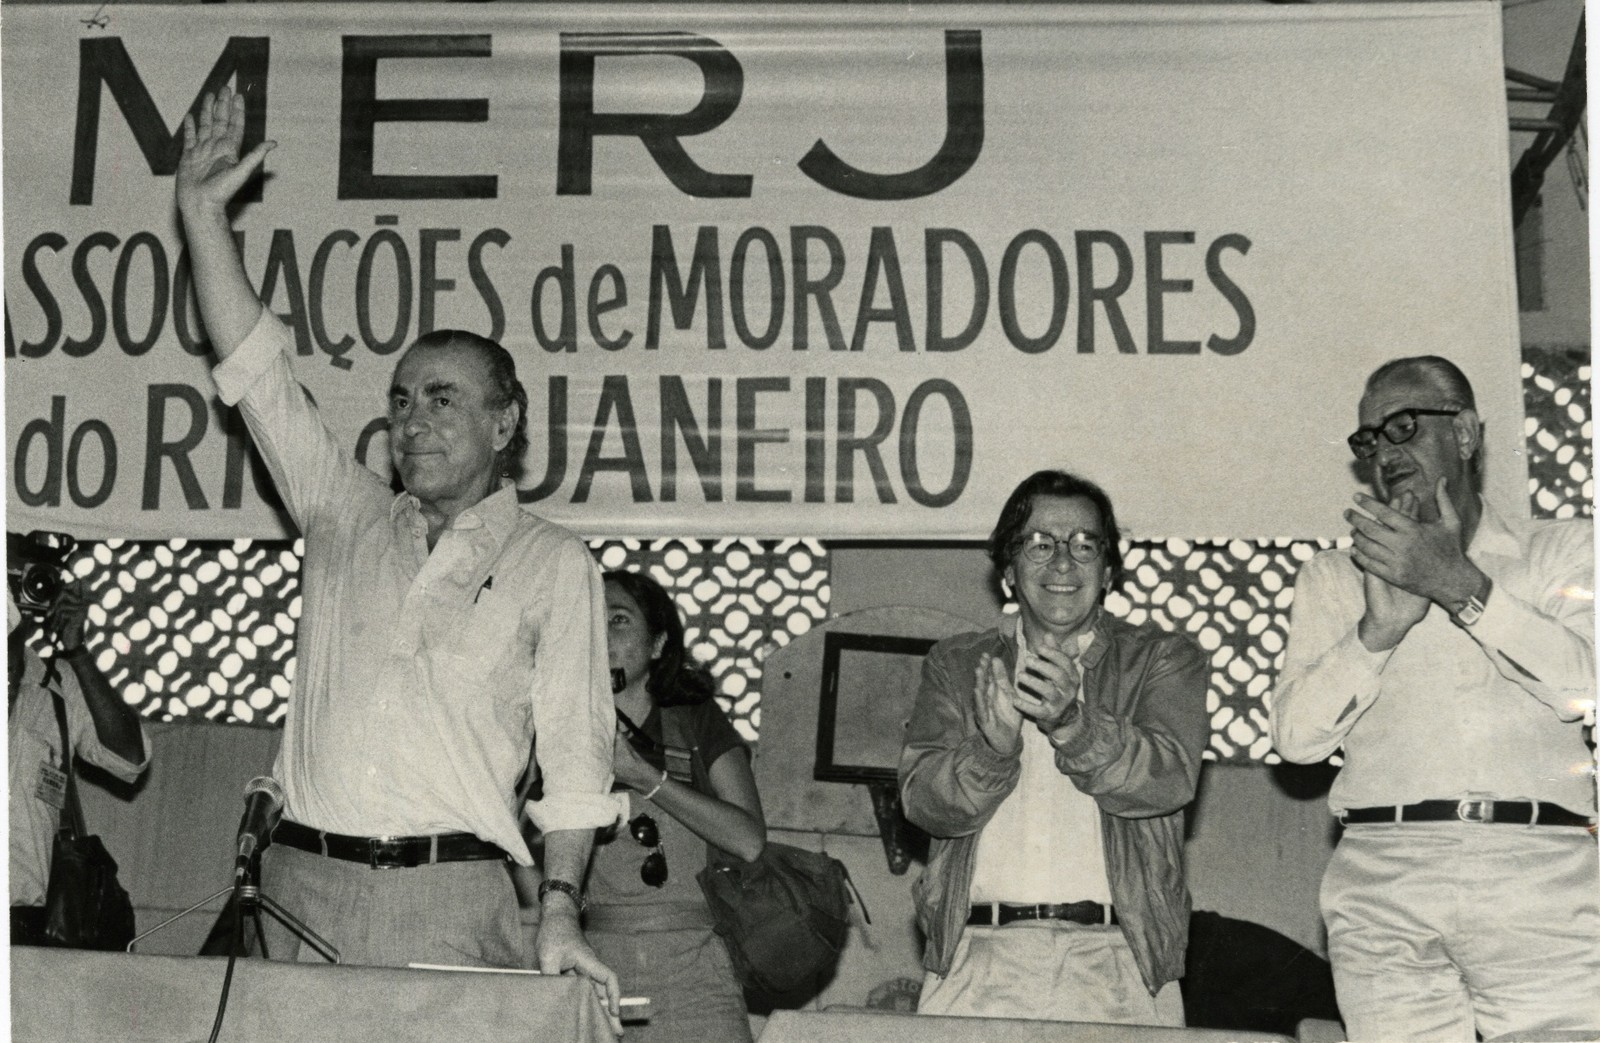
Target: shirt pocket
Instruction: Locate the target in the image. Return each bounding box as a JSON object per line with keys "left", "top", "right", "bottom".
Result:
{"left": 432, "top": 587, "right": 530, "bottom": 688}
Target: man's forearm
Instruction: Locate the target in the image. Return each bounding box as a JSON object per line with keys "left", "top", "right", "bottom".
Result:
{"left": 179, "top": 205, "right": 263, "bottom": 360}
{"left": 64, "top": 649, "right": 145, "bottom": 765}
{"left": 540, "top": 828, "right": 595, "bottom": 903}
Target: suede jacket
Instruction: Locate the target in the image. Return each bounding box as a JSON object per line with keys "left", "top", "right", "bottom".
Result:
{"left": 898, "top": 612, "right": 1208, "bottom": 995}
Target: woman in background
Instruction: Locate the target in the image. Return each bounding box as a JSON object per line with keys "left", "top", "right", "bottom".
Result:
{"left": 587, "top": 569, "right": 766, "bottom": 1043}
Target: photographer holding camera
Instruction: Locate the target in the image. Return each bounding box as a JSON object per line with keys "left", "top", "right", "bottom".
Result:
{"left": 9, "top": 536, "right": 149, "bottom": 943}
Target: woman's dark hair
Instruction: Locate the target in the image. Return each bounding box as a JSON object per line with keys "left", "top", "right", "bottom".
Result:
{"left": 986, "top": 469, "right": 1125, "bottom": 593}
{"left": 407, "top": 329, "right": 529, "bottom": 480}
{"left": 603, "top": 569, "right": 716, "bottom": 707}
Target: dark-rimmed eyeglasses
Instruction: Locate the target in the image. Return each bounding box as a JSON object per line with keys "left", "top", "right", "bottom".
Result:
{"left": 629, "top": 813, "right": 667, "bottom": 887}
{"left": 1018, "top": 530, "right": 1104, "bottom": 566}
{"left": 1346, "top": 408, "right": 1462, "bottom": 460}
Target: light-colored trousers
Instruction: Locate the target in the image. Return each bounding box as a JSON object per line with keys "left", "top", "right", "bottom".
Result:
{"left": 1322, "top": 822, "right": 1600, "bottom": 1042}
{"left": 258, "top": 842, "right": 522, "bottom": 969}
{"left": 918, "top": 921, "right": 1184, "bottom": 1025}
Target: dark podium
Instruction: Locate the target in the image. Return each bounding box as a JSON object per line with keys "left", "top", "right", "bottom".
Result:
{"left": 10, "top": 947, "right": 613, "bottom": 1042}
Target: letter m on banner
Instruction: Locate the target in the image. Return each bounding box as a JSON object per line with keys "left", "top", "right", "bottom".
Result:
{"left": 71, "top": 37, "right": 269, "bottom": 206}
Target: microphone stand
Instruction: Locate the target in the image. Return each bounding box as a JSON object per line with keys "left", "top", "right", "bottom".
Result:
{"left": 127, "top": 850, "right": 340, "bottom": 963}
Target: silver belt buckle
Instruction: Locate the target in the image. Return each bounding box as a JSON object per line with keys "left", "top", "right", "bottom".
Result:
{"left": 369, "top": 835, "right": 409, "bottom": 869}
{"left": 1456, "top": 799, "right": 1493, "bottom": 823}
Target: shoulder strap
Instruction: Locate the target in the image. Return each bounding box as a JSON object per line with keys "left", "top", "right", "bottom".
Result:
{"left": 48, "top": 688, "right": 87, "bottom": 840}
{"left": 659, "top": 706, "right": 710, "bottom": 795}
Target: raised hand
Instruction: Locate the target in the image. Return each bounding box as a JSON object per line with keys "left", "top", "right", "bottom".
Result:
{"left": 172, "top": 87, "right": 277, "bottom": 359}
{"left": 176, "top": 87, "right": 275, "bottom": 219}
{"left": 972, "top": 651, "right": 1024, "bottom": 755}
{"left": 46, "top": 579, "right": 90, "bottom": 655}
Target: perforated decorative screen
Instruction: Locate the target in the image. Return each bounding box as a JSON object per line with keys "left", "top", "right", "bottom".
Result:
{"left": 19, "top": 350, "right": 1590, "bottom": 763}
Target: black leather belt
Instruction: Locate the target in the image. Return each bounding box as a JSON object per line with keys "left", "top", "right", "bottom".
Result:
{"left": 968, "top": 901, "right": 1117, "bottom": 927}
{"left": 273, "top": 819, "right": 508, "bottom": 869}
{"left": 1340, "top": 799, "right": 1596, "bottom": 829}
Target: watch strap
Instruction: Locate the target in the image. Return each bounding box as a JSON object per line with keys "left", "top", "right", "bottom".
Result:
{"left": 537, "top": 877, "right": 586, "bottom": 912}
{"left": 1451, "top": 576, "right": 1493, "bottom": 627}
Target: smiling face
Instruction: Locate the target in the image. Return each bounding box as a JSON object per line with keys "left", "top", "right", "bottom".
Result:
{"left": 387, "top": 342, "right": 515, "bottom": 521}
{"left": 1357, "top": 368, "right": 1476, "bottom": 522}
{"left": 1004, "top": 494, "right": 1108, "bottom": 648}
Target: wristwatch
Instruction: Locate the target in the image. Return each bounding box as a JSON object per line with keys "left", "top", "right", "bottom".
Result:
{"left": 537, "top": 878, "right": 586, "bottom": 912}
{"left": 1451, "top": 577, "right": 1493, "bottom": 628}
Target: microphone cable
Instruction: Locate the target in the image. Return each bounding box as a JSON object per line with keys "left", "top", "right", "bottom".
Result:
{"left": 206, "top": 887, "right": 244, "bottom": 1043}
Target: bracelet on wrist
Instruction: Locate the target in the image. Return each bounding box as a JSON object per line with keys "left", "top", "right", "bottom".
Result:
{"left": 537, "top": 878, "right": 586, "bottom": 913}
{"left": 640, "top": 769, "right": 669, "bottom": 802}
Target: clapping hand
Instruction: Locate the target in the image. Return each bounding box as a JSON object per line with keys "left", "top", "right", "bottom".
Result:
{"left": 1012, "top": 642, "right": 1081, "bottom": 732}
{"left": 973, "top": 651, "right": 1024, "bottom": 755}
{"left": 1348, "top": 488, "right": 1433, "bottom": 651}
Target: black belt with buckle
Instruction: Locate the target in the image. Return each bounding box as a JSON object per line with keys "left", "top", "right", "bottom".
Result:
{"left": 1340, "top": 799, "right": 1596, "bottom": 829}
{"left": 272, "top": 819, "right": 508, "bottom": 869}
{"left": 967, "top": 901, "right": 1117, "bottom": 927}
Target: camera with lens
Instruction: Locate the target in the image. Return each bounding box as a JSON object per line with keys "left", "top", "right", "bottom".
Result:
{"left": 7, "top": 532, "right": 69, "bottom": 616}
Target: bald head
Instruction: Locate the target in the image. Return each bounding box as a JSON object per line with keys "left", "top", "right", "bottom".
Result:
{"left": 1364, "top": 355, "right": 1475, "bottom": 413}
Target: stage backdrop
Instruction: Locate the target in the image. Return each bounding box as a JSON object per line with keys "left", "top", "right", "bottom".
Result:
{"left": 4, "top": 2, "right": 1523, "bottom": 541}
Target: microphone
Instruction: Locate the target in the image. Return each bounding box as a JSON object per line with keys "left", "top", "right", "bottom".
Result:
{"left": 234, "top": 775, "right": 286, "bottom": 882}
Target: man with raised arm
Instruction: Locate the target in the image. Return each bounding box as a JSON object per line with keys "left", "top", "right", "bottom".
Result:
{"left": 175, "top": 89, "right": 620, "bottom": 1020}
{"left": 1271, "top": 355, "right": 1599, "bottom": 1041}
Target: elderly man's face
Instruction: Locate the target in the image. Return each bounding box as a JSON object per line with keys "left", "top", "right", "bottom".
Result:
{"left": 1004, "top": 494, "right": 1108, "bottom": 647}
{"left": 1357, "top": 370, "right": 1472, "bottom": 523}
{"left": 387, "top": 343, "right": 512, "bottom": 516}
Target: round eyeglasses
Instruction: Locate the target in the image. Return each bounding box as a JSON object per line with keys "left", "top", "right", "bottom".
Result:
{"left": 1346, "top": 407, "right": 1462, "bottom": 460}
{"left": 1019, "top": 530, "right": 1104, "bottom": 566}
{"left": 629, "top": 813, "right": 668, "bottom": 887}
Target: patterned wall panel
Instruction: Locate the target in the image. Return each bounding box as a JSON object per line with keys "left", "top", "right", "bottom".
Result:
{"left": 18, "top": 349, "right": 1591, "bottom": 763}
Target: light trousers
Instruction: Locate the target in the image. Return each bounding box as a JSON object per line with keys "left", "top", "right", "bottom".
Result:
{"left": 918, "top": 921, "right": 1184, "bottom": 1026}
{"left": 1322, "top": 822, "right": 1600, "bottom": 1042}
{"left": 258, "top": 843, "right": 522, "bottom": 969}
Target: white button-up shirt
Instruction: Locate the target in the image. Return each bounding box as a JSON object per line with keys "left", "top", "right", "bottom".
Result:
{"left": 212, "top": 311, "right": 617, "bottom": 863}
{"left": 1272, "top": 498, "right": 1596, "bottom": 815}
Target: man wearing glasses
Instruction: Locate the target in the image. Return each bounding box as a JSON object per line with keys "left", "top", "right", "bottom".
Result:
{"left": 1272, "top": 356, "right": 1599, "bottom": 1040}
{"left": 900, "top": 469, "right": 1208, "bottom": 1024}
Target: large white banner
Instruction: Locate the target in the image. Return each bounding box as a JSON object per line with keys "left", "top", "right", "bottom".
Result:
{"left": 4, "top": 3, "right": 1523, "bottom": 540}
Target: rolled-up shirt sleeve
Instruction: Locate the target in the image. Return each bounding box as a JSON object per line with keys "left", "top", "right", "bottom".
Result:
{"left": 61, "top": 665, "right": 150, "bottom": 783}
{"left": 210, "top": 309, "right": 286, "bottom": 408}
{"left": 522, "top": 538, "right": 619, "bottom": 834}
{"left": 209, "top": 309, "right": 358, "bottom": 532}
